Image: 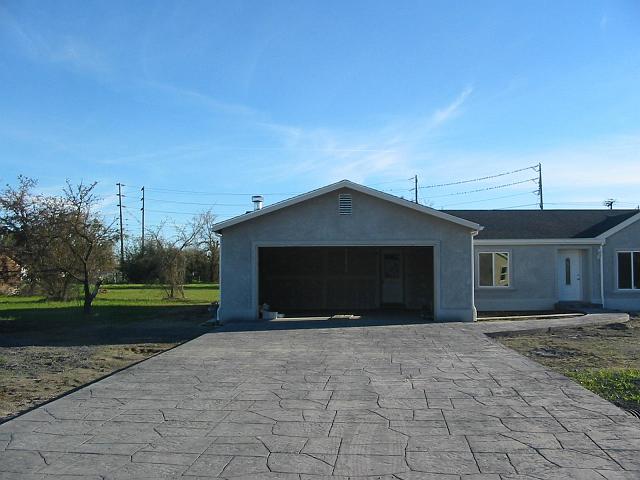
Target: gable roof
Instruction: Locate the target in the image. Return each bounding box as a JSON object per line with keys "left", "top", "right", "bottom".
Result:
{"left": 213, "top": 180, "right": 482, "bottom": 232}
{"left": 444, "top": 209, "right": 640, "bottom": 240}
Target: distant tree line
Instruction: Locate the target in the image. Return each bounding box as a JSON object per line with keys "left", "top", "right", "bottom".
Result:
{"left": 0, "top": 176, "right": 220, "bottom": 312}
{"left": 122, "top": 210, "right": 220, "bottom": 298}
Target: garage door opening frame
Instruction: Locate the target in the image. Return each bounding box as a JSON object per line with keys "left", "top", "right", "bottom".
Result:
{"left": 252, "top": 240, "right": 441, "bottom": 320}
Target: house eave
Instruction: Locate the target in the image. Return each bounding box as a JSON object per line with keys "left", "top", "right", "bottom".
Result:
{"left": 212, "top": 180, "right": 482, "bottom": 233}
{"left": 595, "top": 211, "right": 640, "bottom": 240}
{"left": 474, "top": 238, "right": 604, "bottom": 246}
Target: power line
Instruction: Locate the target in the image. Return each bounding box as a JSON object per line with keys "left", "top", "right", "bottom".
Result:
{"left": 145, "top": 208, "right": 249, "bottom": 216}
{"left": 368, "top": 177, "right": 414, "bottom": 187}
{"left": 496, "top": 203, "right": 540, "bottom": 210}
{"left": 545, "top": 201, "right": 639, "bottom": 206}
{"left": 146, "top": 198, "right": 247, "bottom": 207}
{"left": 425, "top": 177, "right": 538, "bottom": 199}
{"left": 419, "top": 164, "right": 538, "bottom": 189}
{"left": 124, "top": 208, "right": 140, "bottom": 225}
{"left": 440, "top": 191, "right": 535, "bottom": 208}
{"left": 145, "top": 187, "right": 301, "bottom": 196}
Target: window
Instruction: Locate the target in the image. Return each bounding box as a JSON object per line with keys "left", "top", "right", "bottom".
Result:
{"left": 479, "top": 252, "right": 510, "bottom": 287}
{"left": 617, "top": 251, "right": 640, "bottom": 290}
{"left": 338, "top": 193, "right": 352, "bottom": 215}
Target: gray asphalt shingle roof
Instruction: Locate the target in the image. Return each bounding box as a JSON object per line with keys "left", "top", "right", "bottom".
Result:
{"left": 442, "top": 209, "right": 639, "bottom": 239}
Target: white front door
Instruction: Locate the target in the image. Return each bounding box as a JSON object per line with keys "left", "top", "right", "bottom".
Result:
{"left": 381, "top": 250, "right": 403, "bottom": 304}
{"left": 557, "top": 250, "right": 583, "bottom": 301}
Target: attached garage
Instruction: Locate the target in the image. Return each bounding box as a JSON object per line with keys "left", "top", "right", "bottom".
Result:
{"left": 213, "top": 180, "right": 481, "bottom": 322}
{"left": 258, "top": 246, "right": 434, "bottom": 313}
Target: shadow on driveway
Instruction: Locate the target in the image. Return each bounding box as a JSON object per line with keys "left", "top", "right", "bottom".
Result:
{"left": 218, "top": 310, "right": 435, "bottom": 332}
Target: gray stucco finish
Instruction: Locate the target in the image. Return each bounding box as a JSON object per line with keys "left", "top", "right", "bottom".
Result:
{"left": 474, "top": 219, "right": 640, "bottom": 312}
{"left": 603, "top": 218, "right": 640, "bottom": 310}
{"left": 218, "top": 188, "right": 476, "bottom": 322}
{"left": 474, "top": 244, "right": 599, "bottom": 311}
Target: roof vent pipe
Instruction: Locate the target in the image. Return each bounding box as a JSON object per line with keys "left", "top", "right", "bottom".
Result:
{"left": 252, "top": 195, "right": 264, "bottom": 211}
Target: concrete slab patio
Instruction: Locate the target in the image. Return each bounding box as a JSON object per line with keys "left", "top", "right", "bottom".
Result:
{"left": 1, "top": 314, "right": 640, "bottom": 479}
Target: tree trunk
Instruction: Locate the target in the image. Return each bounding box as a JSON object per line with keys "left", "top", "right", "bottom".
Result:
{"left": 83, "top": 278, "right": 102, "bottom": 315}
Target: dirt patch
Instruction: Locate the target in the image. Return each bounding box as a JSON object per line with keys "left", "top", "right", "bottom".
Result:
{"left": 530, "top": 346, "right": 580, "bottom": 358}
{"left": 0, "top": 343, "right": 176, "bottom": 421}
{"left": 0, "top": 312, "right": 213, "bottom": 422}
{"left": 493, "top": 314, "right": 640, "bottom": 410}
{"left": 0, "top": 285, "right": 217, "bottom": 422}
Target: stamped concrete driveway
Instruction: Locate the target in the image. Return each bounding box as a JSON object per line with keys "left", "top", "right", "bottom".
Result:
{"left": 2, "top": 316, "right": 640, "bottom": 479}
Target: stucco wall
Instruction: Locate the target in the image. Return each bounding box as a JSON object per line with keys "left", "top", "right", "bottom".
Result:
{"left": 603, "top": 218, "right": 640, "bottom": 311}
{"left": 474, "top": 244, "right": 596, "bottom": 311}
{"left": 218, "top": 187, "right": 475, "bottom": 322}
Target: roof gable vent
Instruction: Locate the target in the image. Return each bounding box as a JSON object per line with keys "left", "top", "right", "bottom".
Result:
{"left": 338, "top": 193, "right": 352, "bottom": 215}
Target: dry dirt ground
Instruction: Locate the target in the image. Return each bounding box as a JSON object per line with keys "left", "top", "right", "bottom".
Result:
{"left": 0, "top": 343, "right": 177, "bottom": 420}
{"left": 0, "top": 314, "right": 213, "bottom": 422}
{"left": 492, "top": 314, "right": 640, "bottom": 411}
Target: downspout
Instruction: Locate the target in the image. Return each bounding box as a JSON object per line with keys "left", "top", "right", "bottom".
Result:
{"left": 216, "top": 233, "right": 223, "bottom": 322}
{"left": 471, "top": 230, "right": 478, "bottom": 321}
{"left": 599, "top": 241, "right": 605, "bottom": 309}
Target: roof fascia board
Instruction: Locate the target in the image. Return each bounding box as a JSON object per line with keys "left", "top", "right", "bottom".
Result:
{"left": 213, "top": 180, "right": 482, "bottom": 232}
{"left": 474, "top": 238, "right": 603, "bottom": 246}
{"left": 595, "top": 212, "right": 640, "bottom": 240}
{"left": 342, "top": 182, "right": 481, "bottom": 230}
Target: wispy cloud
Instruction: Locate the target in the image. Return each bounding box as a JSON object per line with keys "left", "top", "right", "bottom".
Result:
{"left": 250, "top": 86, "right": 475, "bottom": 184}
{"left": 143, "top": 81, "right": 260, "bottom": 118}
{"left": 423, "top": 132, "right": 640, "bottom": 207}
{"left": 429, "top": 86, "right": 473, "bottom": 127}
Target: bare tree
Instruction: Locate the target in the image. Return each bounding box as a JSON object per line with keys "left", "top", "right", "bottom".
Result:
{"left": 148, "top": 216, "right": 204, "bottom": 298}
{"left": 0, "top": 177, "right": 117, "bottom": 312}
{"left": 57, "top": 181, "right": 118, "bottom": 313}
{"left": 195, "top": 210, "right": 219, "bottom": 283}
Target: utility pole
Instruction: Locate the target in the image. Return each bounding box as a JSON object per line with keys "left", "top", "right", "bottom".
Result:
{"left": 116, "top": 183, "right": 125, "bottom": 269}
{"left": 140, "top": 186, "right": 145, "bottom": 255}
{"left": 537, "top": 163, "right": 544, "bottom": 210}
{"left": 413, "top": 175, "right": 418, "bottom": 204}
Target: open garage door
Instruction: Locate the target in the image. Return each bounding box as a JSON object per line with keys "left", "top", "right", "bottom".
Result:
{"left": 258, "top": 246, "right": 434, "bottom": 315}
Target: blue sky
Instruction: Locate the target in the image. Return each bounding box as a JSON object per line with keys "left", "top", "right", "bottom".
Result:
{"left": 1, "top": 1, "right": 639, "bottom": 232}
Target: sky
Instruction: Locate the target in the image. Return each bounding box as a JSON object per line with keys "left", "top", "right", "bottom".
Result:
{"left": 1, "top": 0, "right": 640, "bottom": 234}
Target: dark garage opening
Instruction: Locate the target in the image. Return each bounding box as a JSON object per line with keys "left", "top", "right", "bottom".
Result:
{"left": 258, "top": 246, "right": 434, "bottom": 316}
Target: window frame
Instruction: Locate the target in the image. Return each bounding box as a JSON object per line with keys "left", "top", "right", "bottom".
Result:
{"left": 477, "top": 251, "right": 511, "bottom": 288}
{"left": 616, "top": 250, "right": 640, "bottom": 291}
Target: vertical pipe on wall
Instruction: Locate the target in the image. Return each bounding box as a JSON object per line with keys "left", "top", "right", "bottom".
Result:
{"left": 471, "top": 231, "right": 478, "bottom": 321}
{"left": 599, "top": 242, "right": 606, "bottom": 309}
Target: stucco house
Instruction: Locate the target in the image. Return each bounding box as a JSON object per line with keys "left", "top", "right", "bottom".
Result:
{"left": 213, "top": 180, "right": 640, "bottom": 322}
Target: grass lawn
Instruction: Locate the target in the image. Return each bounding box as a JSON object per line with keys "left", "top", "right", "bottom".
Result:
{"left": 0, "top": 283, "right": 219, "bottom": 421}
{"left": 492, "top": 315, "right": 640, "bottom": 412}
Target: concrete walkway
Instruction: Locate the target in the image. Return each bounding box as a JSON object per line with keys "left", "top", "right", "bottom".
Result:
{"left": 1, "top": 314, "right": 639, "bottom": 479}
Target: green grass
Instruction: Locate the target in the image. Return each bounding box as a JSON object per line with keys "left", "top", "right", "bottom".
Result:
{"left": 0, "top": 283, "right": 220, "bottom": 333}
{"left": 567, "top": 369, "right": 640, "bottom": 411}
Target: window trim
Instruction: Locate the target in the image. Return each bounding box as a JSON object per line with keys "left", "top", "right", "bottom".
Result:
{"left": 616, "top": 249, "right": 640, "bottom": 291}
{"left": 476, "top": 251, "right": 512, "bottom": 289}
